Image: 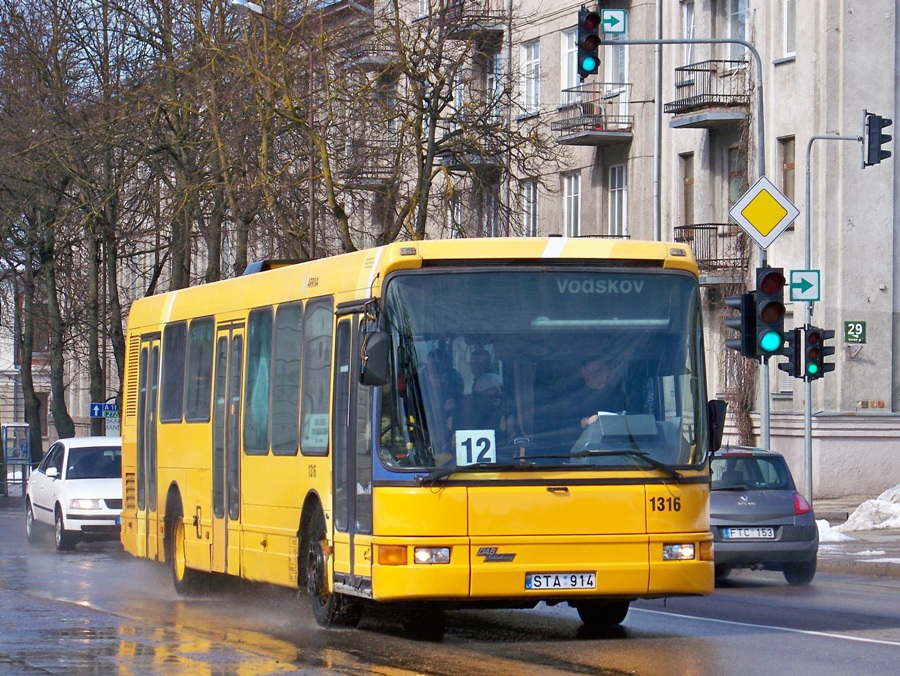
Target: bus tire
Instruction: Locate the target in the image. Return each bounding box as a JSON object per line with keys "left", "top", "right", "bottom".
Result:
{"left": 169, "top": 500, "right": 206, "bottom": 596}
{"left": 305, "top": 504, "right": 362, "bottom": 628}
{"left": 574, "top": 599, "right": 630, "bottom": 627}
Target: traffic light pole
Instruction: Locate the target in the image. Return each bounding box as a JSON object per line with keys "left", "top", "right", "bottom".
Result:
{"left": 617, "top": 36, "right": 771, "bottom": 445}
{"left": 803, "top": 133, "right": 862, "bottom": 500}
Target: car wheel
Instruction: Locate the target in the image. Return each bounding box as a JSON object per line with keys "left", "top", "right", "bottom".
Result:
{"left": 25, "top": 500, "right": 39, "bottom": 544}
{"left": 305, "top": 503, "right": 362, "bottom": 628}
{"left": 169, "top": 501, "right": 207, "bottom": 596}
{"left": 575, "top": 600, "right": 630, "bottom": 627}
{"left": 54, "top": 508, "right": 76, "bottom": 551}
{"left": 783, "top": 560, "right": 816, "bottom": 586}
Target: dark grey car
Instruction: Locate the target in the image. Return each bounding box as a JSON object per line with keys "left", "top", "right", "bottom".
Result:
{"left": 710, "top": 447, "right": 818, "bottom": 585}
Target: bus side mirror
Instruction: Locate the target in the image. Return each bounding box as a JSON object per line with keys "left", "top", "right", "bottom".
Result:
{"left": 360, "top": 331, "right": 391, "bottom": 386}
{"left": 707, "top": 399, "right": 727, "bottom": 453}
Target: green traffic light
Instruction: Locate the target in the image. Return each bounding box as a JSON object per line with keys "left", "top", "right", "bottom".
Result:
{"left": 581, "top": 56, "right": 598, "bottom": 72}
{"left": 807, "top": 363, "right": 820, "bottom": 375}
{"left": 759, "top": 330, "right": 782, "bottom": 353}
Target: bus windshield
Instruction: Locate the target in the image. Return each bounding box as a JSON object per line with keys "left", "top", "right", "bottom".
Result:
{"left": 377, "top": 268, "right": 708, "bottom": 473}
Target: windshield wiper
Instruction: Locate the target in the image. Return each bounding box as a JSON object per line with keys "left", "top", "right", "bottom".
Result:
{"left": 574, "top": 449, "right": 682, "bottom": 481}
{"left": 415, "top": 461, "right": 538, "bottom": 485}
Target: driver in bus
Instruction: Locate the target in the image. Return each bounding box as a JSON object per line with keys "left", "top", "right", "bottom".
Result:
{"left": 577, "top": 358, "right": 626, "bottom": 429}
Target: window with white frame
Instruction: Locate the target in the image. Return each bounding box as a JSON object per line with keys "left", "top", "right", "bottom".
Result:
{"left": 486, "top": 51, "right": 503, "bottom": 124}
{"left": 728, "top": 0, "right": 748, "bottom": 61}
{"left": 520, "top": 40, "right": 540, "bottom": 114}
{"left": 780, "top": 136, "right": 796, "bottom": 228}
{"left": 783, "top": 0, "right": 795, "bottom": 56}
{"left": 683, "top": 0, "right": 695, "bottom": 64}
{"left": 561, "top": 29, "right": 579, "bottom": 103}
{"left": 609, "top": 164, "right": 627, "bottom": 236}
{"left": 563, "top": 173, "right": 581, "bottom": 236}
{"left": 605, "top": 33, "right": 627, "bottom": 94}
{"left": 682, "top": 153, "right": 695, "bottom": 226}
{"left": 481, "top": 184, "right": 500, "bottom": 237}
{"left": 418, "top": 0, "right": 429, "bottom": 19}
{"left": 522, "top": 179, "right": 538, "bottom": 236}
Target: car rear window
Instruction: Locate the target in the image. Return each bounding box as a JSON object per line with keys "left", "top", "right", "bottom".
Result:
{"left": 711, "top": 455, "right": 794, "bottom": 490}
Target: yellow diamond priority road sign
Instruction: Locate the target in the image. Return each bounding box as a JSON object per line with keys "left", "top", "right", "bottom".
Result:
{"left": 729, "top": 176, "right": 799, "bottom": 250}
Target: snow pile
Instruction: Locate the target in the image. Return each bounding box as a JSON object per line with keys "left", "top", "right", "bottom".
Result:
{"left": 817, "top": 519, "right": 855, "bottom": 542}
{"left": 834, "top": 483, "right": 900, "bottom": 533}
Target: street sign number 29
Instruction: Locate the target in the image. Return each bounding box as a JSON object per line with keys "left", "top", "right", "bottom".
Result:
{"left": 844, "top": 321, "right": 866, "bottom": 344}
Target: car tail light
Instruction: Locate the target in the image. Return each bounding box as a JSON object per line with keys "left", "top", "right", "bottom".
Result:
{"left": 794, "top": 493, "right": 812, "bottom": 515}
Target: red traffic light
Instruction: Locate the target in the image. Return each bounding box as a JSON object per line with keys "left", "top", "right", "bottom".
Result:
{"left": 758, "top": 269, "right": 786, "bottom": 295}
{"left": 580, "top": 11, "right": 600, "bottom": 31}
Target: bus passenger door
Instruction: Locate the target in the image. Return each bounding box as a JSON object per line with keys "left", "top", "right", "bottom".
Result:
{"left": 136, "top": 335, "right": 160, "bottom": 560}
{"left": 333, "top": 317, "right": 374, "bottom": 589}
{"left": 212, "top": 324, "right": 244, "bottom": 575}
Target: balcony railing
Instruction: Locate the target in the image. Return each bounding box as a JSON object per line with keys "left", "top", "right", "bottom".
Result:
{"left": 551, "top": 83, "right": 633, "bottom": 145}
{"left": 674, "top": 223, "right": 749, "bottom": 275}
{"left": 664, "top": 60, "right": 750, "bottom": 116}
{"left": 431, "top": 1, "right": 508, "bottom": 39}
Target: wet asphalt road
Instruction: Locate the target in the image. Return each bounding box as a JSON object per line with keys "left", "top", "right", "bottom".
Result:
{"left": 4, "top": 502, "right": 900, "bottom": 675}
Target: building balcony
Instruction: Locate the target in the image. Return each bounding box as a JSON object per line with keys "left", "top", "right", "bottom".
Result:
{"left": 441, "top": 1, "right": 507, "bottom": 40}
{"left": 344, "top": 45, "right": 397, "bottom": 74}
{"left": 340, "top": 137, "right": 397, "bottom": 189}
{"left": 673, "top": 223, "right": 749, "bottom": 284}
{"left": 551, "top": 83, "right": 633, "bottom": 147}
{"left": 664, "top": 60, "right": 750, "bottom": 129}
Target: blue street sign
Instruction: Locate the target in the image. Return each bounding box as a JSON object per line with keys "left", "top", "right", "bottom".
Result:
{"left": 90, "top": 403, "right": 118, "bottom": 418}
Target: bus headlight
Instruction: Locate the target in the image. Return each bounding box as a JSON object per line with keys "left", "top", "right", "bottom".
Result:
{"left": 413, "top": 547, "right": 451, "bottom": 564}
{"left": 662, "top": 543, "right": 696, "bottom": 561}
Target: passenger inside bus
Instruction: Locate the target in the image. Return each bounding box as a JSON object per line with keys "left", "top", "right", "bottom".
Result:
{"left": 574, "top": 358, "right": 627, "bottom": 429}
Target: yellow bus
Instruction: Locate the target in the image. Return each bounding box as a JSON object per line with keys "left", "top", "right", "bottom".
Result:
{"left": 121, "top": 237, "right": 726, "bottom": 633}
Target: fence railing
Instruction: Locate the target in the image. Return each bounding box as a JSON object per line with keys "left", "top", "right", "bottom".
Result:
{"left": 551, "top": 83, "right": 633, "bottom": 133}
{"left": 664, "top": 60, "right": 750, "bottom": 115}
{"left": 674, "top": 223, "right": 749, "bottom": 271}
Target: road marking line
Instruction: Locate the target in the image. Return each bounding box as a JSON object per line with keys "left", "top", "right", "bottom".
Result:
{"left": 635, "top": 608, "right": 900, "bottom": 647}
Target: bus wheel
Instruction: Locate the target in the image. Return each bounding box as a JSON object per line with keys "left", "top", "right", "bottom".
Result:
{"left": 305, "top": 505, "right": 362, "bottom": 628}
{"left": 169, "top": 501, "right": 206, "bottom": 596}
{"left": 574, "top": 600, "right": 630, "bottom": 627}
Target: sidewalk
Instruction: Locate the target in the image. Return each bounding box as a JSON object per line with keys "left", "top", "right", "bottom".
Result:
{"left": 813, "top": 496, "right": 900, "bottom": 577}
{"left": 3, "top": 492, "right": 898, "bottom": 577}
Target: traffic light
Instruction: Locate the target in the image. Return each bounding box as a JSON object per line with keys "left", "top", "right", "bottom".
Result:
{"left": 778, "top": 327, "right": 802, "bottom": 378}
{"left": 803, "top": 327, "right": 836, "bottom": 381}
{"left": 577, "top": 7, "right": 601, "bottom": 79}
{"left": 864, "top": 112, "right": 893, "bottom": 166}
{"left": 755, "top": 267, "right": 787, "bottom": 357}
{"left": 724, "top": 292, "right": 757, "bottom": 357}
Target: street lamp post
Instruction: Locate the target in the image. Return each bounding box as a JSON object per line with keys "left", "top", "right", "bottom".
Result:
{"left": 232, "top": 0, "right": 317, "bottom": 259}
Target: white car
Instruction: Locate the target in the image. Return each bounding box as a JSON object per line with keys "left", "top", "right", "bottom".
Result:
{"left": 25, "top": 436, "right": 123, "bottom": 551}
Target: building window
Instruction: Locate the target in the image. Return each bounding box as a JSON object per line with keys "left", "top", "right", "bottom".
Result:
{"left": 683, "top": 0, "right": 695, "bottom": 63}
{"left": 682, "top": 153, "right": 695, "bottom": 226}
{"left": 728, "top": 146, "right": 748, "bottom": 208}
{"left": 447, "top": 195, "right": 462, "bottom": 238}
{"left": 605, "top": 33, "right": 627, "bottom": 94}
{"left": 481, "top": 183, "right": 500, "bottom": 237}
{"left": 522, "top": 179, "right": 538, "bottom": 236}
{"left": 485, "top": 51, "right": 503, "bottom": 124}
{"left": 728, "top": 0, "right": 748, "bottom": 61}
{"left": 561, "top": 29, "right": 579, "bottom": 103}
{"left": 609, "top": 164, "right": 627, "bottom": 236}
{"left": 783, "top": 0, "right": 796, "bottom": 56}
{"left": 563, "top": 173, "right": 581, "bottom": 236}
{"left": 520, "top": 40, "right": 540, "bottom": 114}
{"left": 780, "top": 136, "right": 796, "bottom": 228}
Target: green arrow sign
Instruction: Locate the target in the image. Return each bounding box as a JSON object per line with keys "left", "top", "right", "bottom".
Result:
{"left": 601, "top": 9, "right": 627, "bottom": 34}
{"left": 789, "top": 269, "right": 820, "bottom": 302}
{"left": 791, "top": 278, "right": 813, "bottom": 294}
